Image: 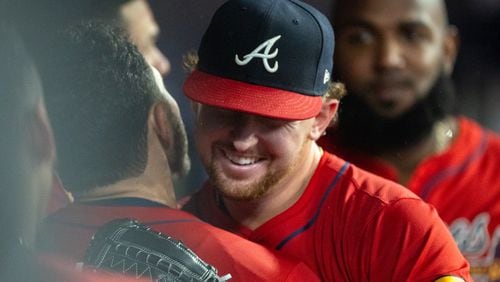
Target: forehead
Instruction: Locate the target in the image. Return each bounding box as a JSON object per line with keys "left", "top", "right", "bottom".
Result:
{"left": 336, "top": 0, "right": 445, "bottom": 30}
{"left": 197, "top": 103, "right": 301, "bottom": 124}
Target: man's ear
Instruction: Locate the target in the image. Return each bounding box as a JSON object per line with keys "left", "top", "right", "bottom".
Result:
{"left": 309, "top": 99, "right": 339, "bottom": 141}
{"left": 149, "top": 102, "right": 171, "bottom": 151}
{"left": 31, "top": 98, "right": 56, "bottom": 165}
{"left": 443, "top": 25, "right": 459, "bottom": 75}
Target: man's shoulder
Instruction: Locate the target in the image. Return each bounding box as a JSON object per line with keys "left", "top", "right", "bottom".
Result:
{"left": 39, "top": 200, "right": 201, "bottom": 246}
{"left": 458, "top": 116, "right": 500, "bottom": 142}
{"left": 316, "top": 154, "right": 469, "bottom": 282}
{"left": 320, "top": 151, "right": 420, "bottom": 205}
{"left": 456, "top": 116, "right": 500, "bottom": 162}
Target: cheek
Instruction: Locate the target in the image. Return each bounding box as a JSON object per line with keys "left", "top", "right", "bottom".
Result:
{"left": 410, "top": 48, "right": 440, "bottom": 74}
{"left": 194, "top": 121, "right": 226, "bottom": 160}
{"left": 194, "top": 123, "right": 213, "bottom": 150}
{"left": 409, "top": 48, "right": 443, "bottom": 95}
{"left": 336, "top": 45, "right": 372, "bottom": 86}
{"left": 194, "top": 128, "right": 212, "bottom": 166}
{"left": 264, "top": 130, "right": 308, "bottom": 161}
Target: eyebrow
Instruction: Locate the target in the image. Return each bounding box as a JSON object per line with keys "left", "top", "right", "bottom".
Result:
{"left": 337, "top": 19, "right": 380, "bottom": 35}
{"left": 339, "top": 18, "right": 431, "bottom": 32}
{"left": 338, "top": 19, "right": 374, "bottom": 30}
{"left": 399, "top": 20, "right": 431, "bottom": 31}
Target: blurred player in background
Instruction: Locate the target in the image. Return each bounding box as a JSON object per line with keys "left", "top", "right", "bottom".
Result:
{"left": 318, "top": 0, "right": 500, "bottom": 280}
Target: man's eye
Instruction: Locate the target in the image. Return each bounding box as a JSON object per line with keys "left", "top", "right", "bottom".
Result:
{"left": 204, "top": 106, "right": 239, "bottom": 122}
{"left": 401, "top": 26, "right": 429, "bottom": 43}
{"left": 258, "top": 117, "right": 289, "bottom": 130}
{"left": 343, "top": 30, "right": 374, "bottom": 45}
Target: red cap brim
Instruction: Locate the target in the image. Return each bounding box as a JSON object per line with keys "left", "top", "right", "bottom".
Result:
{"left": 183, "top": 70, "right": 322, "bottom": 120}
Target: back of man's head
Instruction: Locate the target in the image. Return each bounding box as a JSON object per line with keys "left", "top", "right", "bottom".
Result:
{"left": 42, "top": 21, "right": 163, "bottom": 194}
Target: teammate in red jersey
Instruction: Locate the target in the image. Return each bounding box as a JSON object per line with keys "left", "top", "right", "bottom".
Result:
{"left": 181, "top": 0, "right": 471, "bottom": 281}
{"left": 0, "top": 18, "right": 144, "bottom": 282}
{"left": 317, "top": 0, "right": 500, "bottom": 280}
{"left": 22, "top": 0, "right": 171, "bottom": 215}
{"left": 36, "top": 21, "right": 318, "bottom": 281}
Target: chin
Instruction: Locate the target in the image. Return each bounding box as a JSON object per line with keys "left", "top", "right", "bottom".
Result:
{"left": 208, "top": 163, "right": 280, "bottom": 202}
{"left": 220, "top": 186, "right": 268, "bottom": 202}
{"left": 212, "top": 174, "right": 268, "bottom": 201}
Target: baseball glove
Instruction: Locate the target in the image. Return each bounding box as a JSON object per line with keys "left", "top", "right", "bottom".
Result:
{"left": 83, "top": 218, "right": 231, "bottom": 282}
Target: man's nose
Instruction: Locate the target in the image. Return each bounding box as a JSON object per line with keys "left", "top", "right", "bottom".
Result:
{"left": 230, "top": 117, "right": 260, "bottom": 152}
{"left": 375, "top": 38, "right": 405, "bottom": 71}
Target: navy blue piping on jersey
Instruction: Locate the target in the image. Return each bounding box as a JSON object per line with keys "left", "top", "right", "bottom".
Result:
{"left": 420, "top": 129, "right": 489, "bottom": 200}
{"left": 275, "top": 161, "right": 350, "bottom": 250}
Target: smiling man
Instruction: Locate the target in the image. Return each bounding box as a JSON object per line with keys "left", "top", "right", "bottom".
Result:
{"left": 182, "top": 0, "right": 471, "bottom": 281}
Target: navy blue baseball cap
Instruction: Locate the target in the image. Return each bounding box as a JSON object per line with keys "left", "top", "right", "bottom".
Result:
{"left": 183, "top": 0, "right": 335, "bottom": 120}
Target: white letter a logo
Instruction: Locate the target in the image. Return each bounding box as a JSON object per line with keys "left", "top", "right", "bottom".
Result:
{"left": 235, "top": 35, "right": 281, "bottom": 73}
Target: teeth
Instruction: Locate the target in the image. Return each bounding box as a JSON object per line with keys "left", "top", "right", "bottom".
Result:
{"left": 224, "top": 152, "right": 259, "bottom": 165}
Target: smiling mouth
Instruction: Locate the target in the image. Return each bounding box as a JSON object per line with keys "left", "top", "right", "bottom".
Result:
{"left": 223, "top": 150, "right": 262, "bottom": 166}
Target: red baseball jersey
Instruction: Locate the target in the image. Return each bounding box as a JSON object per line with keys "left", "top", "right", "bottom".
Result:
{"left": 319, "top": 117, "right": 500, "bottom": 281}
{"left": 183, "top": 152, "right": 471, "bottom": 281}
{"left": 38, "top": 198, "right": 319, "bottom": 282}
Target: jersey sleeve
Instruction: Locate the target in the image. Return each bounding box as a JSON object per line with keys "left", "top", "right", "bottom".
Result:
{"left": 362, "top": 198, "right": 471, "bottom": 282}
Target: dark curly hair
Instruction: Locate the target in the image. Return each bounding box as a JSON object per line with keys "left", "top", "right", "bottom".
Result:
{"left": 42, "top": 21, "right": 164, "bottom": 194}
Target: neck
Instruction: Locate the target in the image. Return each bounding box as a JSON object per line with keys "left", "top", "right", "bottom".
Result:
{"left": 378, "top": 116, "right": 458, "bottom": 185}
{"left": 76, "top": 126, "right": 178, "bottom": 208}
{"left": 76, "top": 173, "right": 177, "bottom": 208}
{"left": 221, "top": 142, "right": 323, "bottom": 230}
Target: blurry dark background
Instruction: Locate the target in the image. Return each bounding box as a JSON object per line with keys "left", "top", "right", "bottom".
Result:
{"left": 149, "top": 0, "right": 500, "bottom": 196}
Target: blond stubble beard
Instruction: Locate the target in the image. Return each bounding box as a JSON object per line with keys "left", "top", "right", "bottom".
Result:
{"left": 207, "top": 138, "right": 311, "bottom": 202}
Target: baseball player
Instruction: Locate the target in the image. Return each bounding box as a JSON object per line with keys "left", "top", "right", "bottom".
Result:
{"left": 181, "top": 0, "right": 471, "bottom": 281}
{"left": 36, "top": 21, "right": 319, "bottom": 281}
{"left": 19, "top": 0, "right": 171, "bottom": 215}
{"left": 317, "top": 0, "right": 500, "bottom": 280}
{"left": 0, "top": 18, "right": 145, "bottom": 282}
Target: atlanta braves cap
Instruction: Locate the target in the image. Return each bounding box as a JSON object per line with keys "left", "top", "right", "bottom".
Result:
{"left": 183, "top": 0, "right": 334, "bottom": 120}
